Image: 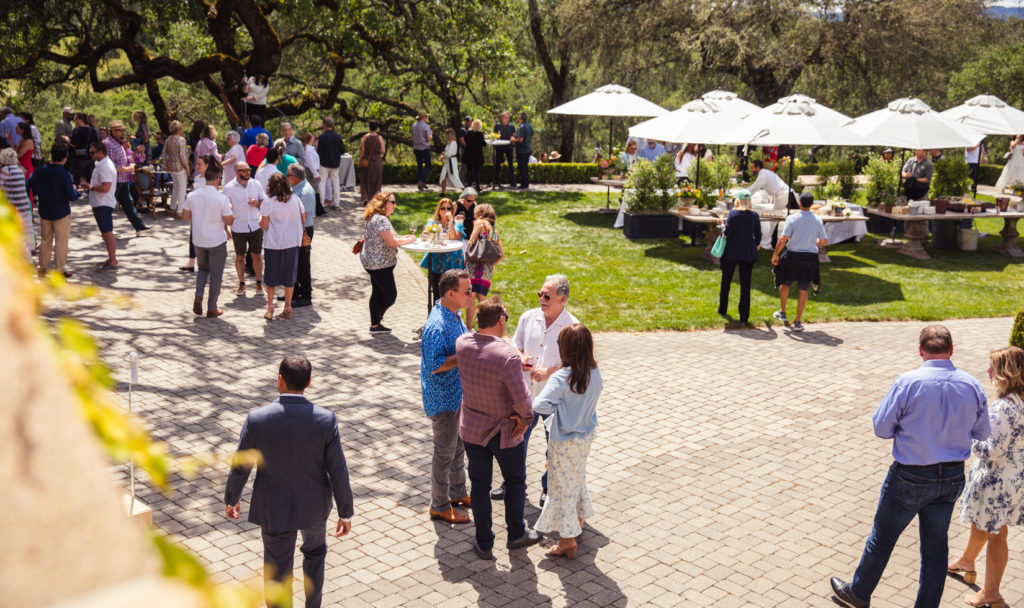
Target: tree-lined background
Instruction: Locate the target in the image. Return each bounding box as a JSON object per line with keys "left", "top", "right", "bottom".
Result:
{"left": 2, "top": 0, "right": 1023, "bottom": 161}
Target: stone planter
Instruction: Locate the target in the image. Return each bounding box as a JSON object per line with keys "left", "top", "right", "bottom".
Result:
{"left": 623, "top": 211, "right": 679, "bottom": 239}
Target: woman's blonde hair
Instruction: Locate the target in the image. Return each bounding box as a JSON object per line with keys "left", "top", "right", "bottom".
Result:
{"left": 990, "top": 346, "right": 1024, "bottom": 399}
{"left": 0, "top": 148, "right": 18, "bottom": 166}
{"left": 256, "top": 132, "right": 269, "bottom": 146}
{"left": 168, "top": 120, "right": 182, "bottom": 135}
{"left": 470, "top": 119, "right": 482, "bottom": 132}
{"left": 363, "top": 191, "right": 394, "bottom": 221}
{"left": 734, "top": 196, "right": 753, "bottom": 211}
{"left": 433, "top": 198, "right": 454, "bottom": 223}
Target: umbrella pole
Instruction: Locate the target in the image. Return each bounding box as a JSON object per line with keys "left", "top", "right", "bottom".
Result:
{"left": 608, "top": 117, "right": 613, "bottom": 158}
{"left": 787, "top": 153, "right": 795, "bottom": 216}
{"left": 896, "top": 151, "right": 906, "bottom": 197}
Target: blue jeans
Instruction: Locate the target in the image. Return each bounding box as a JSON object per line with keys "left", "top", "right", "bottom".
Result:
{"left": 465, "top": 434, "right": 527, "bottom": 551}
{"left": 115, "top": 182, "right": 147, "bottom": 231}
{"left": 522, "top": 413, "right": 548, "bottom": 492}
{"left": 261, "top": 523, "right": 327, "bottom": 608}
{"left": 850, "top": 462, "right": 965, "bottom": 608}
{"left": 414, "top": 149, "right": 432, "bottom": 184}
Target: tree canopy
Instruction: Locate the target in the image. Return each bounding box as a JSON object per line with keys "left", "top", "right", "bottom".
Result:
{"left": 1, "top": 0, "right": 1020, "bottom": 159}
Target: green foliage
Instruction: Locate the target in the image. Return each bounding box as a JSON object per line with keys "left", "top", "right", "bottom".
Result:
{"left": 949, "top": 39, "right": 1024, "bottom": 109}
{"left": 382, "top": 162, "right": 599, "bottom": 185}
{"left": 622, "top": 157, "right": 674, "bottom": 213}
{"left": 816, "top": 160, "right": 857, "bottom": 199}
{"left": 864, "top": 154, "right": 900, "bottom": 206}
{"left": 930, "top": 156, "right": 973, "bottom": 198}
{"left": 696, "top": 154, "right": 737, "bottom": 196}
{"left": 1012, "top": 309, "right": 1024, "bottom": 349}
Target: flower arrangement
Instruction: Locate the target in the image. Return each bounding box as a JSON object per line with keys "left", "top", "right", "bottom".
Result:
{"left": 676, "top": 184, "right": 707, "bottom": 207}
{"left": 1012, "top": 181, "right": 1024, "bottom": 198}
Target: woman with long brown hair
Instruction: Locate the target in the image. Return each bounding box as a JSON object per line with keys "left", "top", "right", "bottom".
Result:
{"left": 531, "top": 323, "right": 602, "bottom": 559}
{"left": 259, "top": 173, "right": 306, "bottom": 320}
{"left": 948, "top": 346, "right": 1024, "bottom": 608}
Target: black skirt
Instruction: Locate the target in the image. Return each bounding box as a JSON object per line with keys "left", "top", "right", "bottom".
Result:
{"left": 263, "top": 247, "right": 299, "bottom": 287}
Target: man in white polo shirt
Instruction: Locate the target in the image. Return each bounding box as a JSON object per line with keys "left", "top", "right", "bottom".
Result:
{"left": 82, "top": 141, "right": 118, "bottom": 270}
{"left": 771, "top": 192, "right": 827, "bottom": 332}
{"left": 182, "top": 161, "right": 233, "bottom": 318}
{"left": 489, "top": 274, "right": 579, "bottom": 505}
{"left": 224, "top": 161, "right": 265, "bottom": 296}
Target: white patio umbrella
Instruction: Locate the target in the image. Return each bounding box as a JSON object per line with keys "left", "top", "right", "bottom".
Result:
{"left": 938, "top": 94, "right": 1024, "bottom": 136}
{"left": 548, "top": 83, "right": 667, "bottom": 154}
{"left": 628, "top": 90, "right": 758, "bottom": 144}
{"left": 720, "top": 93, "right": 863, "bottom": 147}
{"left": 627, "top": 90, "right": 759, "bottom": 183}
{"left": 844, "top": 97, "right": 985, "bottom": 149}
{"left": 718, "top": 94, "right": 864, "bottom": 200}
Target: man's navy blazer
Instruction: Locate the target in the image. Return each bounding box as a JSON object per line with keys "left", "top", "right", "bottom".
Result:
{"left": 225, "top": 394, "right": 354, "bottom": 532}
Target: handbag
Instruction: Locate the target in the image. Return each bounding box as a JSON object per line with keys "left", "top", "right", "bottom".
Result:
{"left": 358, "top": 157, "right": 369, "bottom": 169}
{"left": 466, "top": 233, "right": 501, "bottom": 264}
{"left": 352, "top": 239, "right": 364, "bottom": 254}
{"left": 711, "top": 234, "right": 726, "bottom": 258}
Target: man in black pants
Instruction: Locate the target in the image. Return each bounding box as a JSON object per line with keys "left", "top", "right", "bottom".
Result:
{"left": 491, "top": 112, "right": 516, "bottom": 189}
{"left": 510, "top": 112, "right": 534, "bottom": 190}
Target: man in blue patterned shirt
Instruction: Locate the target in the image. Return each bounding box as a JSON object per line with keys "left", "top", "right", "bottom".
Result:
{"left": 421, "top": 269, "right": 474, "bottom": 524}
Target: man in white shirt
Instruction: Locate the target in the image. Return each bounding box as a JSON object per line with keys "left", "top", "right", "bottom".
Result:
{"left": 749, "top": 159, "right": 795, "bottom": 209}
{"left": 965, "top": 141, "right": 986, "bottom": 196}
{"left": 182, "top": 162, "right": 234, "bottom": 318}
{"left": 490, "top": 274, "right": 580, "bottom": 506}
{"left": 224, "top": 161, "right": 266, "bottom": 297}
{"left": 82, "top": 141, "right": 119, "bottom": 270}
{"left": 254, "top": 147, "right": 281, "bottom": 192}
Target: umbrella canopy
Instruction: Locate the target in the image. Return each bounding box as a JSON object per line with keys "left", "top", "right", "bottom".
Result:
{"left": 627, "top": 90, "right": 758, "bottom": 144}
{"left": 719, "top": 94, "right": 863, "bottom": 146}
{"left": 938, "top": 94, "right": 1024, "bottom": 136}
{"left": 547, "top": 84, "right": 668, "bottom": 118}
{"left": 845, "top": 97, "right": 984, "bottom": 149}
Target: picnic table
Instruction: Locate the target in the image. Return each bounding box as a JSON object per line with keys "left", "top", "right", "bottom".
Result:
{"left": 865, "top": 208, "right": 1024, "bottom": 259}
{"left": 669, "top": 208, "right": 868, "bottom": 265}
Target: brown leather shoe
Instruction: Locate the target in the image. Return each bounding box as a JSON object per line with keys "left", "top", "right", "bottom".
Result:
{"left": 206, "top": 309, "right": 224, "bottom": 318}
{"left": 429, "top": 507, "right": 470, "bottom": 524}
{"left": 192, "top": 296, "right": 202, "bottom": 315}
{"left": 450, "top": 495, "right": 471, "bottom": 508}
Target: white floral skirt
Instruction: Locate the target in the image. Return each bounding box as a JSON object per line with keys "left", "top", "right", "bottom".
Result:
{"left": 533, "top": 433, "right": 594, "bottom": 539}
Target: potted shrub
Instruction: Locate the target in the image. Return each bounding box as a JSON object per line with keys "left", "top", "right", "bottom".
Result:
{"left": 863, "top": 154, "right": 900, "bottom": 232}
{"left": 622, "top": 156, "right": 678, "bottom": 239}
{"left": 1011, "top": 308, "right": 1024, "bottom": 349}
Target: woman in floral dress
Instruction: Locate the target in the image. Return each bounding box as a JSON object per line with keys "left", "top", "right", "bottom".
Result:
{"left": 532, "top": 323, "right": 602, "bottom": 559}
{"left": 948, "top": 346, "right": 1024, "bottom": 608}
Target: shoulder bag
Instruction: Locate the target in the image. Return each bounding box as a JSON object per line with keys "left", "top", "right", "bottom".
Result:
{"left": 466, "top": 231, "right": 501, "bottom": 264}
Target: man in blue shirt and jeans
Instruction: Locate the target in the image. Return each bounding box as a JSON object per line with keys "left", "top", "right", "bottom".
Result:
{"left": 831, "top": 325, "right": 990, "bottom": 608}
{"left": 421, "top": 269, "right": 473, "bottom": 524}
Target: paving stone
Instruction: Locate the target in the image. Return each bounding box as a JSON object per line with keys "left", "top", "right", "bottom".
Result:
{"left": 47, "top": 188, "right": 1024, "bottom": 607}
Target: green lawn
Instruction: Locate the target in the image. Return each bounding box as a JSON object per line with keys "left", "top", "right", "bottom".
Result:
{"left": 391, "top": 192, "right": 1024, "bottom": 332}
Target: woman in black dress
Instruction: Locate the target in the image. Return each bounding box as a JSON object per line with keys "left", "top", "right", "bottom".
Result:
{"left": 463, "top": 118, "right": 485, "bottom": 190}
{"left": 718, "top": 189, "right": 761, "bottom": 324}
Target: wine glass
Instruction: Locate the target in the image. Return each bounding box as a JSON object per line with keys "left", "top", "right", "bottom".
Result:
{"left": 408, "top": 221, "right": 419, "bottom": 240}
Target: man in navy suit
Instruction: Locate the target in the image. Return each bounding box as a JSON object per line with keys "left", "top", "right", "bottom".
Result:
{"left": 225, "top": 355, "right": 354, "bottom": 608}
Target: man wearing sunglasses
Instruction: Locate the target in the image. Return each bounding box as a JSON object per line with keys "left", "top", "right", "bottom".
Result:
{"left": 224, "top": 161, "right": 266, "bottom": 296}
{"left": 489, "top": 274, "right": 578, "bottom": 505}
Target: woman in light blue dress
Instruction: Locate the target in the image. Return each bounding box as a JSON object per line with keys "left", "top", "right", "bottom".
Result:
{"left": 948, "top": 346, "right": 1024, "bottom": 608}
{"left": 532, "top": 323, "right": 602, "bottom": 559}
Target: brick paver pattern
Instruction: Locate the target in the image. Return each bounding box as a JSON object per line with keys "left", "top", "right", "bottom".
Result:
{"left": 50, "top": 188, "right": 1024, "bottom": 607}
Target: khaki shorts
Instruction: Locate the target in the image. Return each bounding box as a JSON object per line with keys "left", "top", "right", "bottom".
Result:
{"left": 231, "top": 229, "right": 263, "bottom": 256}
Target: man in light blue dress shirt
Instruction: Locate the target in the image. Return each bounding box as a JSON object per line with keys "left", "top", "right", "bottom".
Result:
{"left": 830, "top": 325, "right": 990, "bottom": 608}
{"left": 636, "top": 140, "right": 666, "bottom": 162}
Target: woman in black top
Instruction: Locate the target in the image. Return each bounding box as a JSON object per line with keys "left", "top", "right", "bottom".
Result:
{"left": 718, "top": 189, "right": 761, "bottom": 324}
{"left": 455, "top": 187, "right": 477, "bottom": 236}
{"left": 463, "top": 118, "right": 486, "bottom": 190}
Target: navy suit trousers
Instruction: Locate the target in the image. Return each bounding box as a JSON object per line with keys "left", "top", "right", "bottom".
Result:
{"left": 262, "top": 523, "right": 328, "bottom": 608}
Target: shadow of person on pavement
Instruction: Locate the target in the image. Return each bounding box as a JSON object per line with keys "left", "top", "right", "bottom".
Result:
{"left": 433, "top": 535, "right": 552, "bottom": 607}
{"left": 537, "top": 524, "right": 626, "bottom": 607}
{"left": 783, "top": 327, "right": 844, "bottom": 346}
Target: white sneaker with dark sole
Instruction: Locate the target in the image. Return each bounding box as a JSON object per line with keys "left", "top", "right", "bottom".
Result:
{"left": 773, "top": 310, "right": 787, "bottom": 322}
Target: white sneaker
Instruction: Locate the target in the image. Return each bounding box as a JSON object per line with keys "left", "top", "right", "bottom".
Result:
{"left": 773, "top": 310, "right": 787, "bottom": 321}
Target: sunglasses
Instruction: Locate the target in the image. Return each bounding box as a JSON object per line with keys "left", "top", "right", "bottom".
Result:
{"left": 537, "top": 292, "right": 552, "bottom": 301}
{"left": 440, "top": 206, "right": 452, "bottom": 211}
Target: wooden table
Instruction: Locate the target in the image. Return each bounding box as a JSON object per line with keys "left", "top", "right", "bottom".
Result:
{"left": 865, "top": 209, "right": 1024, "bottom": 259}
{"left": 589, "top": 177, "right": 625, "bottom": 212}
{"left": 670, "top": 209, "right": 867, "bottom": 264}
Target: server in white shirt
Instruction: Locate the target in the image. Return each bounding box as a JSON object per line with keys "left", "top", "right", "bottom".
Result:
{"left": 224, "top": 161, "right": 266, "bottom": 296}
{"left": 82, "top": 141, "right": 119, "bottom": 270}
{"left": 490, "top": 274, "right": 580, "bottom": 505}
{"left": 749, "top": 159, "right": 798, "bottom": 249}
{"left": 182, "top": 162, "right": 234, "bottom": 318}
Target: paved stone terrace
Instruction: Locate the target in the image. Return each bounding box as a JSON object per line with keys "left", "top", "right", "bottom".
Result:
{"left": 47, "top": 187, "right": 1024, "bottom": 607}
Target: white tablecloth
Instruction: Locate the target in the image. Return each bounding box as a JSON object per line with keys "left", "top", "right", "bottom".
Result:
{"left": 323, "top": 154, "right": 356, "bottom": 200}
{"left": 824, "top": 203, "right": 868, "bottom": 244}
